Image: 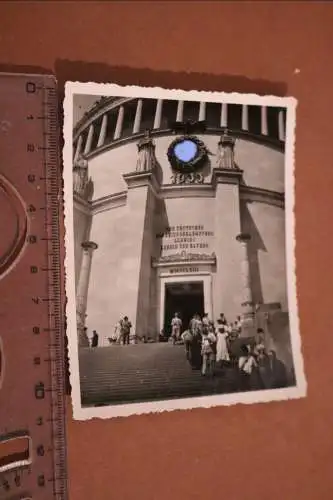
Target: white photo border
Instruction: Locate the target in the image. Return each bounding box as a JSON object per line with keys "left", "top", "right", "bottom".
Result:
{"left": 63, "top": 82, "right": 306, "bottom": 420}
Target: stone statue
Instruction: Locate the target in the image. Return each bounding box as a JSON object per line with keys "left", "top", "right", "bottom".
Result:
{"left": 135, "top": 129, "right": 157, "bottom": 172}
{"left": 73, "top": 154, "right": 94, "bottom": 200}
{"left": 216, "top": 129, "right": 238, "bottom": 169}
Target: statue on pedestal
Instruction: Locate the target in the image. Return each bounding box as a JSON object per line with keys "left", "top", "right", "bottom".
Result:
{"left": 216, "top": 129, "right": 239, "bottom": 170}
{"left": 135, "top": 130, "right": 158, "bottom": 172}
{"left": 73, "top": 154, "right": 94, "bottom": 201}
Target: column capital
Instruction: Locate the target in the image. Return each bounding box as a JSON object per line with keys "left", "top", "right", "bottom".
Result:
{"left": 123, "top": 170, "right": 160, "bottom": 194}
{"left": 81, "top": 241, "right": 98, "bottom": 251}
{"left": 212, "top": 167, "right": 243, "bottom": 187}
{"left": 236, "top": 233, "right": 251, "bottom": 243}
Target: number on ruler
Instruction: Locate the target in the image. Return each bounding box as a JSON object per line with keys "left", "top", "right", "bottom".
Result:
{"left": 27, "top": 235, "right": 37, "bottom": 244}
{"left": 26, "top": 82, "right": 36, "bottom": 93}
{"left": 28, "top": 204, "right": 36, "bottom": 212}
{"left": 2, "top": 479, "right": 10, "bottom": 491}
{"left": 27, "top": 144, "right": 36, "bottom": 153}
{"left": 35, "top": 382, "right": 45, "bottom": 400}
{"left": 30, "top": 266, "right": 38, "bottom": 273}
{"left": 33, "top": 326, "right": 40, "bottom": 335}
{"left": 37, "top": 474, "right": 45, "bottom": 487}
{"left": 37, "top": 444, "right": 45, "bottom": 456}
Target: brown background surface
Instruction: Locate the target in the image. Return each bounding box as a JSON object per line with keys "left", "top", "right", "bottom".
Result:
{"left": 1, "top": 2, "right": 333, "bottom": 499}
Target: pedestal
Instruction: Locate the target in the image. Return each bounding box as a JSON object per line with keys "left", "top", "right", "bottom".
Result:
{"left": 76, "top": 241, "right": 98, "bottom": 347}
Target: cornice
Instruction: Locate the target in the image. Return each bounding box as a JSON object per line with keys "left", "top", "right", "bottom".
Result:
{"left": 88, "top": 182, "right": 284, "bottom": 212}
{"left": 212, "top": 167, "right": 243, "bottom": 187}
{"left": 123, "top": 170, "right": 161, "bottom": 198}
{"left": 73, "top": 194, "right": 92, "bottom": 216}
{"left": 152, "top": 252, "right": 216, "bottom": 268}
{"left": 91, "top": 191, "right": 127, "bottom": 215}
{"left": 161, "top": 183, "right": 215, "bottom": 199}
{"left": 240, "top": 185, "right": 284, "bottom": 208}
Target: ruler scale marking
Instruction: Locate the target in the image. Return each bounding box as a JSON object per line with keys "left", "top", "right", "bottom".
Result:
{"left": 0, "top": 74, "right": 68, "bottom": 500}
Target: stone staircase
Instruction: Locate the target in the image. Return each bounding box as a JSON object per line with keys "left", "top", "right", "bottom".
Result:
{"left": 79, "top": 343, "right": 240, "bottom": 407}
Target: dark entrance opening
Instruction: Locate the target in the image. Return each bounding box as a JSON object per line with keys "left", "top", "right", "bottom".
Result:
{"left": 163, "top": 281, "right": 205, "bottom": 337}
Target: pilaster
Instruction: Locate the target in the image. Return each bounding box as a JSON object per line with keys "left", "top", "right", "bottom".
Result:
{"left": 236, "top": 233, "right": 256, "bottom": 337}
{"left": 212, "top": 168, "right": 244, "bottom": 323}
{"left": 121, "top": 170, "right": 160, "bottom": 339}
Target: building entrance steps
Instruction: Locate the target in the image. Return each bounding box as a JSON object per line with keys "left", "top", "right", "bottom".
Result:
{"left": 79, "top": 343, "right": 240, "bottom": 407}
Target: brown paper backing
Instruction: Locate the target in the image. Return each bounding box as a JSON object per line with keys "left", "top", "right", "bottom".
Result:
{"left": 1, "top": 2, "right": 333, "bottom": 499}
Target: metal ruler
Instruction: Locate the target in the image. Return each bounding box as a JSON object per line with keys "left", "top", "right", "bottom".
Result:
{"left": 0, "top": 74, "right": 67, "bottom": 499}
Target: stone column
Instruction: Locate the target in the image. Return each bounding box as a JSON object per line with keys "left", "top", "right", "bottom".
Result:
{"left": 114, "top": 105, "right": 124, "bottom": 139}
{"left": 199, "top": 102, "right": 206, "bottom": 121}
{"left": 76, "top": 241, "right": 98, "bottom": 347}
{"left": 133, "top": 99, "right": 143, "bottom": 134}
{"left": 97, "top": 113, "right": 108, "bottom": 148}
{"left": 236, "top": 233, "right": 255, "bottom": 337}
{"left": 176, "top": 100, "right": 184, "bottom": 122}
{"left": 153, "top": 99, "right": 163, "bottom": 129}
{"left": 84, "top": 123, "right": 94, "bottom": 155}
{"left": 212, "top": 167, "right": 244, "bottom": 324}
{"left": 261, "top": 106, "right": 268, "bottom": 136}
{"left": 74, "top": 135, "right": 83, "bottom": 163}
{"left": 220, "top": 103, "right": 228, "bottom": 128}
{"left": 241, "top": 105, "right": 249, "bottom": 131}
{"left": 278, "top": 109, "right": 285, "bottom": 141}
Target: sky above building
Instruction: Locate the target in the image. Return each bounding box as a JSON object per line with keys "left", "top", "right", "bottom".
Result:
{"left": 73, "top": 94, "right": 101, "bottom": 125}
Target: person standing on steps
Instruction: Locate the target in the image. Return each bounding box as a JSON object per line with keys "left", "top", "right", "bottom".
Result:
{"left": 120, "top": 316, "right": 132, "bottom": 345}
{"left": 202, "top": 313, "right": 210, "bottom": 335}
{"left": 171, "top": 312, "right": 182, "bottom": 345}
{"left": 201, "top": 324, "right": 217, "bottom": 377}
{"left": 190, "top": 313, "right": 203, "bottom": 369}
{"left": 216, "top": 325, "right": 230, "bottom": 366}
{"left": 181, "top": 329, "right": 193, "bottom": 360}
{"left": 238, "top": 344, "right": 258, "bottom": 391}
{"left": 91, "top": 330, "right": 99, "bottom": 348}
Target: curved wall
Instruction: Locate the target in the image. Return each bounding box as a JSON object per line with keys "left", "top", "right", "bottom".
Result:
{"left": 87, "top": 135, "right": 285, "bottom": 200}
{"left": 74, "top": 102, "right": 287, "bottom": 345}
{"left": 83, "top": 196, "right": 286, "bottom": 345}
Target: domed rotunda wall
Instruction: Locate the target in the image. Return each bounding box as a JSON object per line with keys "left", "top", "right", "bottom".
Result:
{"left": 73, "top": 96, "right": 287, "bottom": 348}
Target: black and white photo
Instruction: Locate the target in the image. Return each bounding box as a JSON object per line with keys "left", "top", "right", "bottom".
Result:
{"left": 63, "top": 83, "right": 306, "bottom": 420}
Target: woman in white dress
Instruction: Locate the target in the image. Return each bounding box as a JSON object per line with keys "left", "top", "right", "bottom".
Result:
{"left": 216, "top": 325, "right": 230, "bottom": 364}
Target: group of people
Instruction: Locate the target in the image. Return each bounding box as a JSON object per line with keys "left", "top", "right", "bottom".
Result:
{"left": 107, "top": 316, "right": 133, "bottom": 345}
{"left": 170, "top": 311, "right": 288, "bottom": 391}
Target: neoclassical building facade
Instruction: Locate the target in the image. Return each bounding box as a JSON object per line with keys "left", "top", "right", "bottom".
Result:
{"left": 73, "top": 95, "right": 293, "bottom": 370}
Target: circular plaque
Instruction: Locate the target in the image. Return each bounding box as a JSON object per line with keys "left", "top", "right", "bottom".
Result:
{"left": 167, "top": 135, "right": 207, "bottom": 173}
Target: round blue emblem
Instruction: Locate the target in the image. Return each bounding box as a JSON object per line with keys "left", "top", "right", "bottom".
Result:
{"left": 173, "top": 139, "right": 198, "bottom": 163}
{"left": 167, "top": 135, "right": 207, "bottom": 173}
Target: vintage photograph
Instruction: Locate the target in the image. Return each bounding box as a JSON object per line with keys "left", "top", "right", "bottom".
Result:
{"left": 64, "top": 83, "right": 306, "bottom": 420}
